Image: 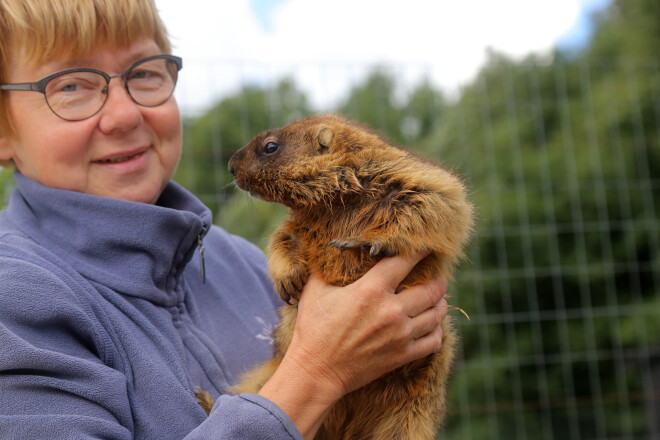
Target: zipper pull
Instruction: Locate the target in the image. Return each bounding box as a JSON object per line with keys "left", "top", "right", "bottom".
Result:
{"left": 197, "top": 233, "right": 206, "bottom": 285}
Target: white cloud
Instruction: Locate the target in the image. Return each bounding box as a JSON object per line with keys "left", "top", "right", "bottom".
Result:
{"left": 156, "top": 0, "right": 586, "bottom": 114}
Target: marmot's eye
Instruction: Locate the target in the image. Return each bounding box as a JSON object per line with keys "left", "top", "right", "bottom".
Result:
{"left": 264, "top": 142, "right": 279, "bottom": 155}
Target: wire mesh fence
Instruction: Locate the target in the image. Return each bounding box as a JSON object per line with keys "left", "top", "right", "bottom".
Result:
{"left": 435, "top": 58, "right": 659, "bottom": 440}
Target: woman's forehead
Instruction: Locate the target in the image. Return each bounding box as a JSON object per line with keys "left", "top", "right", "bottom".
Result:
{"left": 6, "top": 38, "right": 162, "bottom": 81}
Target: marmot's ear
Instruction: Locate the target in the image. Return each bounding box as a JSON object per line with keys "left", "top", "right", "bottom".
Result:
{"left": 313, "top": 125, "right": 334, "bottom": 152}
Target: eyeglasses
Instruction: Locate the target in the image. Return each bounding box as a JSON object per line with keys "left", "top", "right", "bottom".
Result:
{"left": 0, "top": 54, "right": 182, "bottom": 121}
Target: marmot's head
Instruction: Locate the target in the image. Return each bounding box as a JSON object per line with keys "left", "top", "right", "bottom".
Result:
{"left": 228, "top": 114, "right": 383, "bottom": 208}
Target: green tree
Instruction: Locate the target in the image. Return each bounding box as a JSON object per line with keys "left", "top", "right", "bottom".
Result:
{"left": 426, "top": 0, "right": 660, "bottom": 436}
{"left": 338, "top": 69, "right": 405, "bottom": 142}
{"left": 435, "top": 56, "right": 658, "bottom": 439}
{"left": 404, "top": 78, "right": 446, "bottom": 144}
{"left": 586, "top": 0, "right": 660, "bottom": 62}
{"left": 338, "top": 69, "right": 445, "bottom": 146}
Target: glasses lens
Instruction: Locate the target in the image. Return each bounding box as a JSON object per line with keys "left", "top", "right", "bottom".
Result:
{"left": 44, "top": 72, "right": 107, "bottom": 121}
{"left": 126, "top": 57, "right": 178, "bottom": 107}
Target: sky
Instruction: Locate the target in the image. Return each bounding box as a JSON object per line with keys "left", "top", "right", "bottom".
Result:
{"left": 155, "top": 0, "right": 612, "bottom": 115}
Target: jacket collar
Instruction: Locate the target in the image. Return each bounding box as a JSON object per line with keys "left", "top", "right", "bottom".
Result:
{"left": 8, "top": 172, "right": 212, "bottom": 306}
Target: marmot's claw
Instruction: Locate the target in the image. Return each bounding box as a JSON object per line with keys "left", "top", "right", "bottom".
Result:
{"left": 330, "top": 238, "right": 395, "bottom": 257}
{"left": 328, "top": 239, "right": 350, "bottom": 250}
{"left": 278, "top": 281, "right": 300, "bottom": 305}
{"left": 329, "top": 238, "right": 367, "bottom": 251}
{"left": 278, "top": 285, "right": 292, "bottom": 305}
{"left": 371, "top": 241, "right": 398, "bottom": 257}
{"left": 275, "top": 265, "right": 308, "bottom": 305}
{"left": 369, "top": 241, "right": 382, "bottom": 256}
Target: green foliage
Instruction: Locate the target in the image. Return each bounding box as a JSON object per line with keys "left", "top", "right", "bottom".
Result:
{"left": 338, "top": 69, "right": 446, "bottom": 146}
{"left": 338, "top": 69, "right": 404, "bottom": 141}
{"left": 587, "top": 0, "right": 660, "bottom": 61}
{"left": 434, "top": 50, "right": 659, "bottom": 436}
{"left": 426, "top": 1, "right": 660, "bottom": 436}
{"left": 0, "top": 167, "right": 14, "bottom": 209}
{"left": 217, "top": 191, "right": 289, "bottom": 250}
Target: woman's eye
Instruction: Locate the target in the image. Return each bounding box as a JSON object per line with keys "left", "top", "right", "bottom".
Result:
{"left": 129, "top": 69, "right": 157, "bottom": 80}
{"left": 47, "top": 72, "right": 102, "bottom": 95}
{"left": 264, "top": 142, "right": 279, "bottom": 155}
{"left": 60, "top": 83, "right": 80, "bottom": 92}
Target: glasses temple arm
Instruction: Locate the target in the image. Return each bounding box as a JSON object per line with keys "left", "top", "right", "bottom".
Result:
{"left": 0, "top": 82, "right": 44, "bottom": 92}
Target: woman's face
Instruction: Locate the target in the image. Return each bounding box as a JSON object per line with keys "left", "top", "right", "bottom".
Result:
{"left": 0, "top": 39, "right": 182, "bottom": 204}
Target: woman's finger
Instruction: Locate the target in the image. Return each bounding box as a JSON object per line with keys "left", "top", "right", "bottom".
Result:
{"left": 408, "top": 320, "right": 445, "bottom": 358}
{"left": 408, "top": 298, "right": 449, "bottom": 340}
{"left": 359, "top": 251, "right": 429, "bottom": 293}
{"left": 396, "top": 277, "right": 448, "bottom": 318}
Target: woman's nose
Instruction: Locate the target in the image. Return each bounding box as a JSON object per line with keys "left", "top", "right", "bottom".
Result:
{"left": 97, "top": 79, "right": 143, "bottom": 133}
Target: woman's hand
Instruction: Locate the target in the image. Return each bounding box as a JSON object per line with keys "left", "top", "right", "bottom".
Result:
{"left": 290, "top": 252, "right": 449, "bottom": 397}
{"left": 258, "top": 252, "right": 449, "bottom": 439}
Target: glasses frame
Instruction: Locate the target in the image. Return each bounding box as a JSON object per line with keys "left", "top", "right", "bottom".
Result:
{"left": 0, "top": 54, "right": 182, "bottom": 121}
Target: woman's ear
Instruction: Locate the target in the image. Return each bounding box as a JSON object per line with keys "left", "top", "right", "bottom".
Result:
{"left": 0, "top": 136, "right": 16, "bottom": 167}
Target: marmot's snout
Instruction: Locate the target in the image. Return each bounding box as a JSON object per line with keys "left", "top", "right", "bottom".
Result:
{"left": 228, "top": 148, "right": 245, "bottom": 176}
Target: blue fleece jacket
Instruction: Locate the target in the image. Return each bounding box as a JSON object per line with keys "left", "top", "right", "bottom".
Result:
{"left": 0, "top": 173, "right": 302, "bottom": 439}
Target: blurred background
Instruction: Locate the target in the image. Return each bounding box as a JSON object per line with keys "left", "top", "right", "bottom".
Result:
{"left": 1, "top": 0, "right": 657, "bottom": 438}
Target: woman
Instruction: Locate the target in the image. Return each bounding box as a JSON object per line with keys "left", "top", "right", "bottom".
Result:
{"left": 0, "top": 1, "right": 449, "bottom": 439}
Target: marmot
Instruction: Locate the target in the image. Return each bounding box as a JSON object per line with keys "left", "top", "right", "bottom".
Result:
{"left": 221, "top": 114, "right": 473, "bottom": 439}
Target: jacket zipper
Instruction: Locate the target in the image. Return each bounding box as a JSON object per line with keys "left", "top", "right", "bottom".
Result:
{"left": 197, "top": 229, "right": 208, "bottom": 285}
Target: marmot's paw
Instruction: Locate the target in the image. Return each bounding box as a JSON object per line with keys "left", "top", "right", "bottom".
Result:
{"left": 275, "top": 265, "right": 308, "bottom": 305}
{"left": 329, "top": 238, "right": 398, "bottom": 257}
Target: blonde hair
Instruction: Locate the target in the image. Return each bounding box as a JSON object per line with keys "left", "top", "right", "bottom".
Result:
{"left": 0, "top": 0, "right": 171, "bottom": 166}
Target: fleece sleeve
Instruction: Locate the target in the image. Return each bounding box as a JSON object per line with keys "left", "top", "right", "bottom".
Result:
{"left": 0, "top": 253, "right": 302, "bottom": 440}
{"left": 0, "top": 255, "right": 135, "bottom": 440}
{"left": 187, "top": 394, "right": 302, "bottom": 439}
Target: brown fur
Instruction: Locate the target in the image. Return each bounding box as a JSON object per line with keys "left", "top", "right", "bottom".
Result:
{"left": 216, "top": 114, "right": 473, "bottom": 439}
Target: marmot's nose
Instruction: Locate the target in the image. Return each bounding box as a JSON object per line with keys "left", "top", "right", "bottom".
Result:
{"left": 228, "top": 149, "right": 244, "bottom": 176}
{"left": 228, "top": 157, "right": 238, "bottom": 176}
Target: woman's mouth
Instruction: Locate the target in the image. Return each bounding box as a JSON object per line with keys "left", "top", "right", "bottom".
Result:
{"left": 97, "top": 152, "right": 143, "bottom": 163}
{"left": 94, "top": 148, "right": 150, "bottom": 172}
